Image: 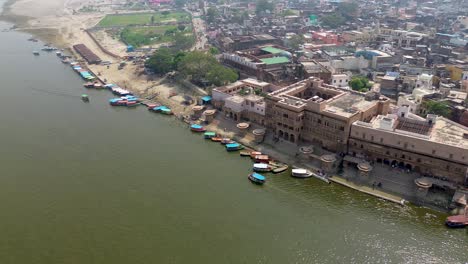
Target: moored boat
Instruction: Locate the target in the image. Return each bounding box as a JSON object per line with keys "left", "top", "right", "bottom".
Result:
{"left": 249, "top": 151, "right": 262, "bottom": 158}
{"left": 445, "top": 215, "right": 468, "bottom": 228}
{"left": 225, "top": 143, "right": 244, "bottom": 151}
{"left": 211, "top": 137, "right": 223, "bottom": 142}
{"left": 291, "top": 168, "right": 313, "bottom": 178}
{"left": 239, "top": 151, "right": 251, "bottom": 156}
{"left": 248, "top": 173, "right": 266, "bottom": 185}
{"left": 204, "top": 132, "right": 216, "bottom": 139}
{"left": 273, "top": 165, "right": 289, "bottom": 174}
{"left": 221, "top": 138, "right": 235, "bottom": 144}
{"left": 33, "top": 51, "right": 40, "bottom": 56}
{"left": 126, "top": 101, "right": 139, "bottom": 107}
{"left": 190, "top": 124, "right": 206, "bottom": 132}
{"left": 254, "top": 155, "right": 269, "bottom": 163}
{"left": 83, "top": 82, "right": 94, "bottom": 88}
{"left": 253, "top": 163, "right": 272, "bottom": 172}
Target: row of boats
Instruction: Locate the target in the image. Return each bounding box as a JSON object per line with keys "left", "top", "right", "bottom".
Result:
{"left": 189, "top": 127, "right": 330, "bottom": 185}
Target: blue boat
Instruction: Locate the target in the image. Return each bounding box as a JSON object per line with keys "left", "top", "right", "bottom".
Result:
{"left": 248, "top": 173, "right": 265, "bottom": 185}
{"left": 190, "top": 124, "right": 206, "bottom": 132}
{"left": 225, "top": 143, "right": 244, "bottom": 151}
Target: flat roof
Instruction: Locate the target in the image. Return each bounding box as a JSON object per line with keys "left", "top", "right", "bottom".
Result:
{"left": 431, "top": 118, "right": 468, "bottom": 148}
{"left": 325, "top": 93, "right": 376, "bottom": 117}
{"left": 260, "top": 56, "right": 290, "bottom": 65}
{"left": 261, "top": 46, "right": 285, "bottom": 54}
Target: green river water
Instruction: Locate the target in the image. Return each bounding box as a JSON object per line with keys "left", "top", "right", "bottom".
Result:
{"left": 0, "top": 7, "right": 466, "bottom": 264}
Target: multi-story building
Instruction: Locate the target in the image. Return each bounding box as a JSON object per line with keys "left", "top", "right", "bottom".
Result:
{"left": 348, "top": 107, "right": 468, "bottom": 186}
{"left": 212, "top": 78, "right": 274, "bottom": 125}
{"left": 264, "top": 77, "right": 390, "bottom": 152}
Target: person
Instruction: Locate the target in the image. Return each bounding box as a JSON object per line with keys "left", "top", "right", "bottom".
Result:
{"left": 377, "top": 182, "right": 382, "bottom": 188}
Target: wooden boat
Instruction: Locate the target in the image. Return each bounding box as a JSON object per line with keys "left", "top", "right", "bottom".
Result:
{"left": 126, "top": 101, "right": 139, "bottom": 107}
{"left": 248, "top": 173, "right": 265, "bottom": 185}
{"left": 190, "top": 124, "right": 206, "bottom": 132}
{"left": 249, "top": 151, "right": 262, "bottom": 159}
{"left": 204, "top": 132, "right": 216, "bottom": 139}
{"left": 273, "top": 165, "right": 289, "bottom": 174}
{"left": 254, "top": 155, "right": 269, "bottom": 163}
{"left": 93, "top": 83, "right": 103, "bottom": 89}
{"left": 83, "top": 82, "right": 94, "bottom": 88}
{"left": 311, "top": 171, "right": 331, "bottom": 184}
{"left": 221, "top": 138, "right": 234, "bottom": 144}
{"left": 253, "top": 163, "right": 272, "bottom": 172}
{"left": 109, "top": 98, "right": 127, "bottom": 106}
{"left": 239, "top": 151, "right": 251, "bottom": 156}
{"left": 445, "top": 215, "right": 468, "bottom": 228}
{"left": 160, "top": 108, "right": 173, "bottom": 115}
{"left": 291, "top": 168, "right": 313, "bottom": 178}
{"left": 211, "top": 137, "right": 223, "bottom": 142}
{"left": 225, "top": 143, "right": 244, "bottom": 151}
{"left": 81, "top": 94, "right": 89, "bottom": 102}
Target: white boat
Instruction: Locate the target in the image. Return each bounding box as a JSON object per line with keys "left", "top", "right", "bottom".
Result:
{"left": 253, "top": 163, "right": 272, "bottom": 172}
{"left": 291, "top": 168, "right": 313, "bottom": 178}
{"left": 310, "top": 171, "right": 330, "bottom": 184}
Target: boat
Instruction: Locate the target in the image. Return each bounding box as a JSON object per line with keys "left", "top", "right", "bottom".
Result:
{"left": 310, "top": 171, "right": 330, "bottom": 184}
{"left": 248, "top": 173, "right": 266, "bottom": 185}
{"left": 225, "top": 143, "right": 244, "bottom": 151}
{"left": 272, "top": 165, "right": 289, "bottom": 174}
{"left": 221, "top": 138, "right": 234, "bottom": 144}
{"left": 291, "top": 168, "right": 313, "bottom": 178}
{"left": 445, "top": 215, "right": 468, "bottom": 228}
{"left": 83, "top": 82, "right": 94, "bottom": 88}
{"left": 239, "top": 151, "right": 251, "bottom": 156}
{"left": 93, "top": 83, "right": 103, "bottom": 89}
{"left": 146, "top": 103, "right": 160, "bottom": 110}
{"left": 204, "top": 132, "right": 216, "bottom": 139}
{"left": 126, "top": 101, "right": 139, "bottom": 107}
{"left": 254, "top": 155, "right": 269, "bottom": 163}
{"left": 81, "top": 94, "right": 89, "bottom": 102}
{"left": 211, "top": 137, "right": 223, "bottom": 142}
{"left": 109, "top": 98, "right": 127, "bottom": 106}
{"left": 190, "top": 124, "right": 206, "bottom": 132}
{"left": 249, "top": 151, "right": 262, "bottom": 158}
{"left": 253, "top": 163, "right": 272, "bottom": 172}
{"left": 33, "top": 51, "right": 39, "bottom": 55}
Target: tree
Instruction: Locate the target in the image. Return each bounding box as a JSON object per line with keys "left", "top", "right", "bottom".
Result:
{"left": 209, "top": 47, "right": 219, "bottom": 55}
{"left": 321, "top": 14, "right": 346, "bottom": 28}
{"left": 178, "top": 51, "right": 218, "bottom": 81}
{"left": 256, "top": 0, "right": 274, "bottom": 15}
{"left": 177, "top": 24, "right": 186, "bottom": 31}
{"left": 423, "top": 100, "right": 452, "bottom": 118}
{"left": 151, "top": 15, "right": 155, "bottom": 24}
{"left": 349, "top": 76, "right": 372, "bottom": 92}
{"left": 206, "top": 65, "right": 238, "bottom": 86}
{"left": 338, "top": 2, "right": 358, "bottom": 18}
{"left": 146, "top": 48, "right": 175, "bottom": 74}
{"left": 287, "top": 34, "right": 304, "bottom": 50}
{"left": 206, "top": 7, "right": 218, "bottom": 24}
{"left": 162, "top": 11, "right": 170, "bottom": 17}
{"left": 172, "top": 32, "right": 195, "bottom": 51}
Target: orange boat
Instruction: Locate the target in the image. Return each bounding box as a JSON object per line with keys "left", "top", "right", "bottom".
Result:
{"left": 211, "top": 137, "right": 223, "bottom": 142}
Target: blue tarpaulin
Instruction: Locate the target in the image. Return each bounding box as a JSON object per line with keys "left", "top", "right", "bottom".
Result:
{"left": 201, "top": 96, "right": 212, "bottom": 103}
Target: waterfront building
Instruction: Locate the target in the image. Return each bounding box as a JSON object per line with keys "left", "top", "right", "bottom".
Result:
{"left": 348, "top": 107, "right": 468, "bottom": 187}
{"left": 265, "top": 77, "right": 390, "bottom": 152}
{"left": 212, "top": 78, "right": 274, "bottom": 125}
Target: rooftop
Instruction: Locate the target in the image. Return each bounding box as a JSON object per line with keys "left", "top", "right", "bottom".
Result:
{"left": 325, "top": 93, "right": 377, "bottom": 117}
{"left": 261, "top": 46, "right": 285, "bottom": 54}
{"left": 260, "top": 56, "right": 290, "bottom": 65}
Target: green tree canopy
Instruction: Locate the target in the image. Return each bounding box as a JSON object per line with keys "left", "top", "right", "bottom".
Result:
{"left": 206, "top": 7, "right": 218, "bottom": 24}
{"left": 146, "top": 47, "right": 175, "bottom": 74}
{"left": 423, "top": 100, "right": 452, "bottom": 118}
{"left": 349, "top": 76, "right": 372, "bottom": 92}
{"left": 321, "top": 14, "right": 346, "bottom": 28}
{"left": 287, "top": 34, "right": 304, "bottom": 50}
{"left": 206, "top": 65, "right": 238, "bottom": 86}
{"left": 172, "top": 32, "right": 195, "bottom": 51}
{"left": 174, "top": 0, "right": 186, "bottom": 7}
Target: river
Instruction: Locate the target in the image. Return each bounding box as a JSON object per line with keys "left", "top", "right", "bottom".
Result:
{"left": 0, "top": 5, "right": 466, "bottom": 264}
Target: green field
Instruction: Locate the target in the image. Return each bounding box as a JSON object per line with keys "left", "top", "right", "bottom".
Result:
{"left": 98, "top": 12, "right": 191, "bottom": 27}
{"left": 121, "top": 25, "right": 193, "bottom": 47}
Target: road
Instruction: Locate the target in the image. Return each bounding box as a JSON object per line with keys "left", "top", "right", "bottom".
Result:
{"left": 186, "top": 10, "right": 208, "bottom": 50}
